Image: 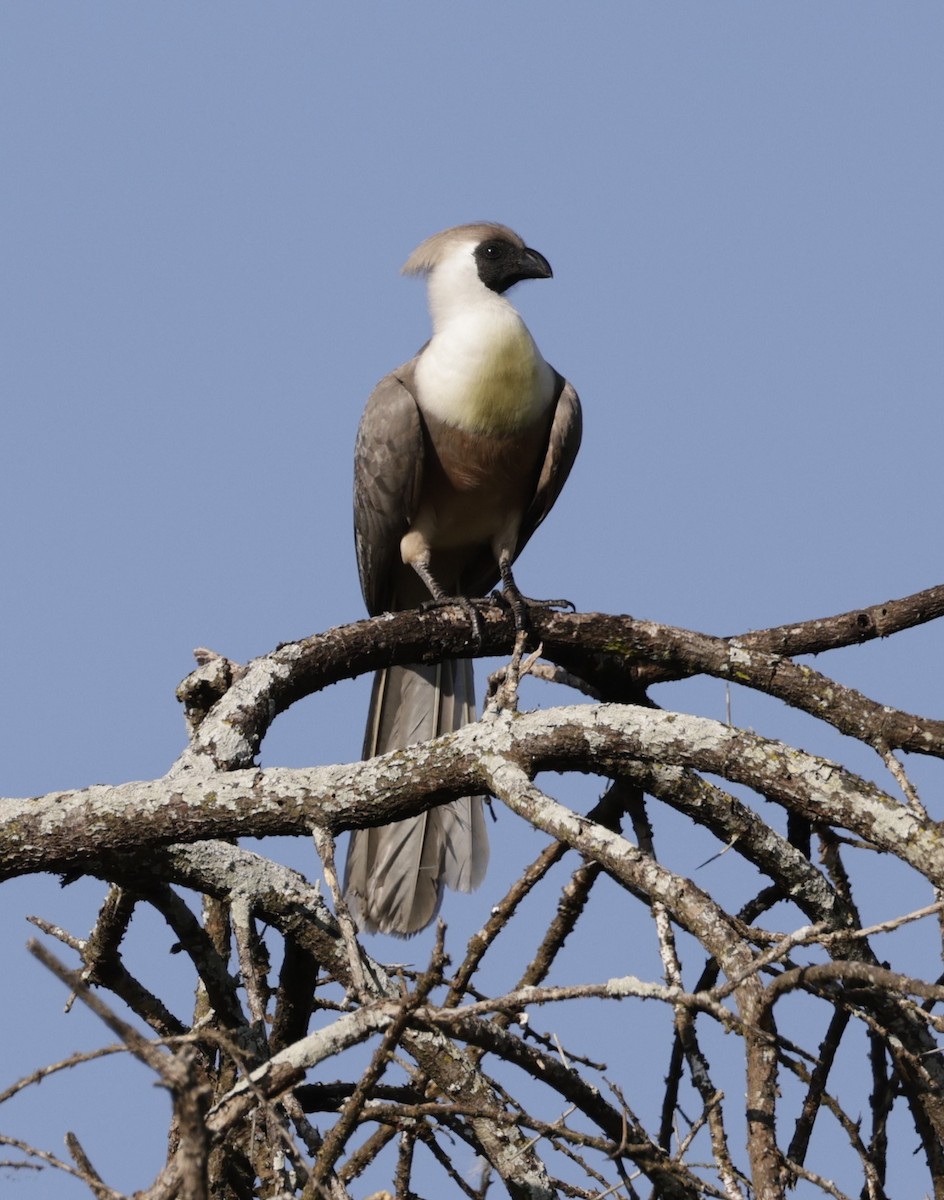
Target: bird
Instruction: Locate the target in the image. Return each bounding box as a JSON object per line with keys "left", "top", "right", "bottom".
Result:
{"left": 344, "top": 222, "right": 582, "bottom": 936}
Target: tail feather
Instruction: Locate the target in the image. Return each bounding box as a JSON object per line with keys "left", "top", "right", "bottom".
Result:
{"left": 344, "top": 658, "right": 489, "bottom": 936}
{"left": 439, "top": 794, "right": 489, "bottom": 892}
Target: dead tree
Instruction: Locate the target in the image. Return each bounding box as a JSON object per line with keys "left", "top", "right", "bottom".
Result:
{"left": 3, "top": 584, "right": 944, "bottom": 1199}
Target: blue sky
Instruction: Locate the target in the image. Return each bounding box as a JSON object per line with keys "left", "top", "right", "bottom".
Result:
{"left": 2, "top": 4, "right": 943, "bottom": 1195}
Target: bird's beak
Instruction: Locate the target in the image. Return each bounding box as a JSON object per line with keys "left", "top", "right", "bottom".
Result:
{"left": 518, "top": 246, "right": 553, "bottom": 281}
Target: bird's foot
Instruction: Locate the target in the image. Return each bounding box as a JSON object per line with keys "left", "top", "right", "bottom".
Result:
{"left": 495, "top": 555, "right": 575, "bottom": 634}
{"left": 419, "top": 594, "right": 492, "bottom": 647}
{"left": 492, "top": 583, "right": 576, "bottom": 634}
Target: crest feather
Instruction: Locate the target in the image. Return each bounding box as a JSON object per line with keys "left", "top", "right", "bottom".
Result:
{"left": 402, "top": 223, "right": 525, "bottom": 275}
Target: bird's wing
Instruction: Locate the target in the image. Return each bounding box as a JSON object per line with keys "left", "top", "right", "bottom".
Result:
{"left": 516, "top": 373, "right": 583, "bottom": 558}
{"left": 354, "top": 361, "right": 425, "bottom": 616}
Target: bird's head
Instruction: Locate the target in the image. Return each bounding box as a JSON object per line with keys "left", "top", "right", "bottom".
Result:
{"left": 403, "top": 223, "right": 552, "bottom": 317}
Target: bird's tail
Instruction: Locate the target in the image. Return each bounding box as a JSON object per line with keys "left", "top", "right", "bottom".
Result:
{"left": 343, "top": 659, "right": 489, "bottom": 936}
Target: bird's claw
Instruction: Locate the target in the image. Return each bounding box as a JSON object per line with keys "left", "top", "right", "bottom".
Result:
{"left": 419, "top": 595, "right": 488, "bottom": 648}
{"left": 492, "top": 587, "right": 576, "bottom": 634}
{"left": 521, "top": 595, "right": 576, "bottom": 613}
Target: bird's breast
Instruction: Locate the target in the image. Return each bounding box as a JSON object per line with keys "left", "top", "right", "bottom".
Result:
{"left": 414, "top": 311, "right": 554, "bottom": 436}
{"left": 424, "top": 417, "right": 542, "bottom": 494}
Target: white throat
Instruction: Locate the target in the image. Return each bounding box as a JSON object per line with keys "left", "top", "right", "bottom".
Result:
{"left": 415, "top": 248, "right": 555, "bottom": 435}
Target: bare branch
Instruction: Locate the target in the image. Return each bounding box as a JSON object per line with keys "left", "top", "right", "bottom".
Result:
{"left": 9, "top": 595, "right": 944, "bottom": 1197}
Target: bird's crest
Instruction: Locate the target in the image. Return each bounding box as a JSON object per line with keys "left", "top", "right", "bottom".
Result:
{"left": 402, "top": 223, "right": 524, "bottom": 275}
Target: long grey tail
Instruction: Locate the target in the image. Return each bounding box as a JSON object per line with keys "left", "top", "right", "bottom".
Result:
{"left": 343, "top": 659, "right": 489, "bottom": 936}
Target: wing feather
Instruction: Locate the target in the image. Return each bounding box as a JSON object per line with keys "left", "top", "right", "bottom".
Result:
{"left": 516, "top": 373, "right": 582, "bottom": 559}
{"left": 353, "top": 361, "right": 425, "bottom": 615}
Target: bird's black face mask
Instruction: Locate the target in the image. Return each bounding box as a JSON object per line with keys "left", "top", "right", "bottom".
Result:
{"left": 474, "top": 238, "right": 553, "bottom": 294}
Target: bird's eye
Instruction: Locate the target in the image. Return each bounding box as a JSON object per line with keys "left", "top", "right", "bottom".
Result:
{"left": 481, "top": 241, "right": 506, "bottom": 260}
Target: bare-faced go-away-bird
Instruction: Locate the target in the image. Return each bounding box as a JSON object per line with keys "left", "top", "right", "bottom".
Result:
{"left": 344, "top": 223, "right": 582, "bottom": 936}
